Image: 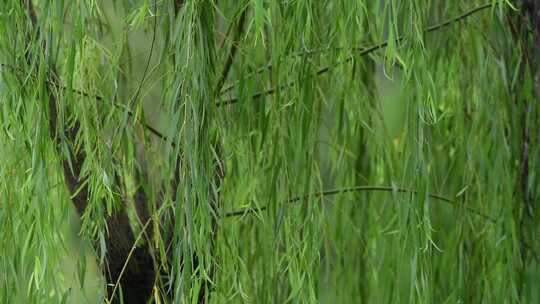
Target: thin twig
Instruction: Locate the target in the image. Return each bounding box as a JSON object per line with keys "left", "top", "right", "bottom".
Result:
{"left": 0, "top": 62, "right": 172, "bottom": 146}
{"left": 214, "top": 6, "right": 248, "bottom": 97}
{"left": 222, "top": 185, "right": 496, "bottom": 222}
{"left": 217, "top": 2, "right": 496, "bottom": 106}
{"left": 127, "top": 0, "right": 158, "bottom": 109}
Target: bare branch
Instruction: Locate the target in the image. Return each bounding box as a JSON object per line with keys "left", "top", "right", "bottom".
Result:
{"left": 223, "top": 185, "right": 496, "bottom": 222}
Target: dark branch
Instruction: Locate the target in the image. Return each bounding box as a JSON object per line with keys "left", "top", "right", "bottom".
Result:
{"left": 0, "top": 62, "right": 173, "bottom": 146}
{"left": 222, "top": 185, "right": 496, "bottom": 222}
{"left": 217, "top": 2, "right": 496, "bottom": 106}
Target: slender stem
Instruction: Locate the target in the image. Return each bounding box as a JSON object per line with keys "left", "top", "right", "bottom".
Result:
{"left": 127, "top": 0, "right": 158, "bottom": 109}
{"left": 222, "top": 185, "right": 496, "bottom": 222}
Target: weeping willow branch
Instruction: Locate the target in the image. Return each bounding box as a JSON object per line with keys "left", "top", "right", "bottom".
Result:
{"left": 222, "top": 185, "right": 496, "bottom": 222}
{"left": 217, "top": 2, "right": 497, "bottom": 106}
{"left": 214, "top": 6, "right": 248, "bottom": 96}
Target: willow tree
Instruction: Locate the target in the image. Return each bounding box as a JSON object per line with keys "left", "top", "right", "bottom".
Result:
{"left": 0, "top": 0, "right": 538, "bottom": 303}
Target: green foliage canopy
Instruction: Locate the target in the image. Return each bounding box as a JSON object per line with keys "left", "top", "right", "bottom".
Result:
{"left": 0, "top": 0, "right": 538, "bottom": 303}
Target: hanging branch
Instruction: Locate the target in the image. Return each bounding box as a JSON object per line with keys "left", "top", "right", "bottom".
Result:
{"left": 222, "top": 185, "right": 496, "bottom": 222}
{"left": 214, "top": 6, "right": 249, "bottom": 97}
{"left": 217, "top": 2, "right": 496, "bottom": 106}
{"left": 1, "top": 3, "right": 497, "bottom": 144}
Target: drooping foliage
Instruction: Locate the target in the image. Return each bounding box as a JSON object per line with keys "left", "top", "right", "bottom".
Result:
{"left": 0, "top": 0, "right": 538, "bottom": 303}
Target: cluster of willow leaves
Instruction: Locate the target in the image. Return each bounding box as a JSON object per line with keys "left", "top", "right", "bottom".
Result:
{"left": 1, "top": 0, "right": 538, "bottom": 303}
